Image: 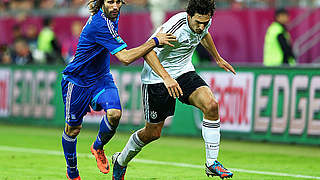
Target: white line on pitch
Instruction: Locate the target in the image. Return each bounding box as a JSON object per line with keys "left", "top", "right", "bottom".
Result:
{"left": 0, "top": 145, "right": 319, "bottom": 179}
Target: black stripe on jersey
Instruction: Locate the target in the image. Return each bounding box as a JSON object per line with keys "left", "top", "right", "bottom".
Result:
{"left": 170, "top": 20, "right": 186, "bottom": 34}
{"left": 166, "top": 18, "right": 184, "bottom": 33}
{"left": 166, "top": 18, "right": 186, "bottom": 33}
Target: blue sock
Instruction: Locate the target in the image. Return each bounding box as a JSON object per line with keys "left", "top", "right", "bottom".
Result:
{"left": 93, "top": 115, "right": 116, "bottom": 150}
{"left": 62, "top": 131, "right": 79, "bottom": 178}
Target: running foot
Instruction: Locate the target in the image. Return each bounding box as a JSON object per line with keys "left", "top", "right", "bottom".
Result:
{"left": 205, "top": 160, "right": 233, "bottom": 179}
{"left": 90, "top": 143, "right": 110, "bottom": 174}
{"left": 112, "top": 152, "right": 127, "bottom": 180}
{"left": 66, "top": 172, "right": 81, "bottom": 180}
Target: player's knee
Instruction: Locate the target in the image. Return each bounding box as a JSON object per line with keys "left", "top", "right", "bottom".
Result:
{"left": 203, "top": 99, "right": 219, "bottom": 118}
{"left": 65, "top": 125, "right": 82, "bottom": 138}
{"left": 107, "top": 109, "right": 122, "bottom": 120}
{"left": 107, "top": 109, "right": 122, "bottom": 127}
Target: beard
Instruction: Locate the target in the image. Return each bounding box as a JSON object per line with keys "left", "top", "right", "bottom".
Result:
{"left": 103, "top": 6, "right": 120, "bottom": 21}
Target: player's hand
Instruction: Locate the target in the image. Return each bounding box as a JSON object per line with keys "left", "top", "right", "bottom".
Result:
{"left": 216, "top": 56, "right": 236, "bottom": 75}
{"left": 163, "top": 76, "right": 183, "bottom": 99}
{"left": 155, "top": 27, "right": 177, "bottom": 47}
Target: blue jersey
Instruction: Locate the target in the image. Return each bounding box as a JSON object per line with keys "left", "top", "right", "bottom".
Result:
{"left": 62, "top": 9, "right": 127, "bottom": 87}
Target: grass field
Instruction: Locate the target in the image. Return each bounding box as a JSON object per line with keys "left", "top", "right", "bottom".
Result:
{"left": 0, "top": 123, "right": 319, "bottom": 180}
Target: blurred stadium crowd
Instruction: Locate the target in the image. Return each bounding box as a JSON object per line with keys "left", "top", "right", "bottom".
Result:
{"left": 0, "top": 0, "right": 85, "bottom": 12}
{"left": 0, "top": 0, "right": 319, "bottom": 65}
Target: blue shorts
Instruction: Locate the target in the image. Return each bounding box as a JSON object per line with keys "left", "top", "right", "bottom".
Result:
{"left": 61, "top": 74, "right": 121, "bottom": 126}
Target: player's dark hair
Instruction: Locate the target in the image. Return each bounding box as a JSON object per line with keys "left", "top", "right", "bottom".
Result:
{"left": 186, "top": 0, "right": 216, "bottom": 17}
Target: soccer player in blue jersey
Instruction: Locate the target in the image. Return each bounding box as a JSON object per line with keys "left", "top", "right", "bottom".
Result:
{"left": 61, "top": 0, "right": 181, "bottom": 179}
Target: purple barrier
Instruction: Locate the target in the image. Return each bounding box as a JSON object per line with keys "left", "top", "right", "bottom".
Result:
{"left": 206, "top": 9, "right": 274, "bottom": 64}
{"left": 1, "top": 8, "right": 319, "bottom": 64}
{"left": 289, "top": 8, "right": 320, "bottom": 63}
{"left": 0, "top": 16, "right": 43, "bottom": 45}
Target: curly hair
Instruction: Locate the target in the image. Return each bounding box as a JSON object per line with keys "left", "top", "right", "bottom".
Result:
{"left": 88, "top": 0, "right": 126, "bottom": 15}
{"left": 186, "top": 0, "right": 216, "bottom": 17}
{"left": 88, "top": 0, "right": 104, "bottom": 15}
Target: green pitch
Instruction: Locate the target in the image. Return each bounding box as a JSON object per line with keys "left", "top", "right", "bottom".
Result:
{"left": 0, "top": 123, "right": 319, "bottom": 180}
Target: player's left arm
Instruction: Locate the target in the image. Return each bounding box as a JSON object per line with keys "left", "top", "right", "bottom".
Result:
{"left": 143, "top": 50, "right": 183, "bottom": 98}
{"left": 201, "top": 32, "right": 236, "bottom": 75}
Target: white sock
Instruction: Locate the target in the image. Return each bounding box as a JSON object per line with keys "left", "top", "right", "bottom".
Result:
{"left": 117, "top": 131, "right": 145, "bottom": 166}
{"left": 202, "top": 118, "right": 220, "bottom": 166}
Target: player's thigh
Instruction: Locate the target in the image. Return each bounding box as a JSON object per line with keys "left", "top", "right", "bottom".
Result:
{"left": 61, "top": 79, "right": 91, "bottom": 126}
{"left": 176, "top": 71, "right": 209, "bottom": 105}
{"left": 188, "top": 86, "right": 217, "bottom": 111}
{"left": 92, "top": 87, "right": 122, "bottom": 111}
{"left": 142, "top": 83, "right": 176, "bottom": 123}
{"left": 145, "top": 121, "right": 165, "bottom": 136}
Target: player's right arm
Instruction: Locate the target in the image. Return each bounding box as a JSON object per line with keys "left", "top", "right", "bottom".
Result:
{"left": 114, "top": 29, "right": 176, "bottom": 66}
{"left": 143, "top": 50, "right": 183, "bottom": 98}
{"left": 201, "top": 32, "right": 236, "bottom": 75}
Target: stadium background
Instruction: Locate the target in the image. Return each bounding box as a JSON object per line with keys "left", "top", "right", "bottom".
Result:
{"left": 0, "top": 0, "right": 320, "bottom": 179}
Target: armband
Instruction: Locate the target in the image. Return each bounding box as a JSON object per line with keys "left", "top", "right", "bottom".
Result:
{"left": 152, "top": 37, "right": 160, "bottom": 47}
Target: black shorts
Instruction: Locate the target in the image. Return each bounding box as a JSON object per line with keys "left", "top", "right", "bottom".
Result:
{"left": 142, "top": 71, "right": 208, "bottom": 123}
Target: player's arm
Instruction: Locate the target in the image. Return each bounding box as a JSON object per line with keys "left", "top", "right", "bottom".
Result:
{"left": 201, "top": 32, "right": 236, "bottom": 75}
{"left": 143, "top": 50, "right": 183, "bottom": 98}
{"left": 114, "top": 29, "right": 176, "bottom": 66}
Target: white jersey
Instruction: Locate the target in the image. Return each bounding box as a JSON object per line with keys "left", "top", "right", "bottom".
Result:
{"left": 141, "top": 12, "right": 212, "bottom": 84}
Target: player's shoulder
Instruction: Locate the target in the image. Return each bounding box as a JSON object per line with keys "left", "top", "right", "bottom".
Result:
{"left": 92, "top": 11, "right": 106, "bottom": 25}
{"left": 166, "top": 12, "right": 187, "bottom": 25}
{"left": 92, "top": 10, "right": 113, "bottom": 27}
{"left": 163, "top": 12, "right": 187, "bottom": 33}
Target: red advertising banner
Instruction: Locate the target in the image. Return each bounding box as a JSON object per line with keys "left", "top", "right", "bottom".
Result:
{"left": 0, "top": 69, "right": 10, "bottom": 117}
{"left": 199, "top": 72, "right": 254, "bottom": 132}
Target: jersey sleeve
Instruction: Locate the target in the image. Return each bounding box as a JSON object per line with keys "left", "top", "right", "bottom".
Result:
{"left": 95, "top": 20, "right": 127, "bottom": 55}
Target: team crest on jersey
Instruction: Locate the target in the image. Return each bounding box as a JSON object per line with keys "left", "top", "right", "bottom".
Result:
{"left": 115, "top": 36, "right": 124, "bottom": 43}
{"left": 150, "top": 111, "right": 157, "bottom": 119}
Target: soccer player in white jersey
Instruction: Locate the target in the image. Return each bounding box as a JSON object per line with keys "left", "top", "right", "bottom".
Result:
{"left": 112, "top": 0, "right": 236, "bottom": 179}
